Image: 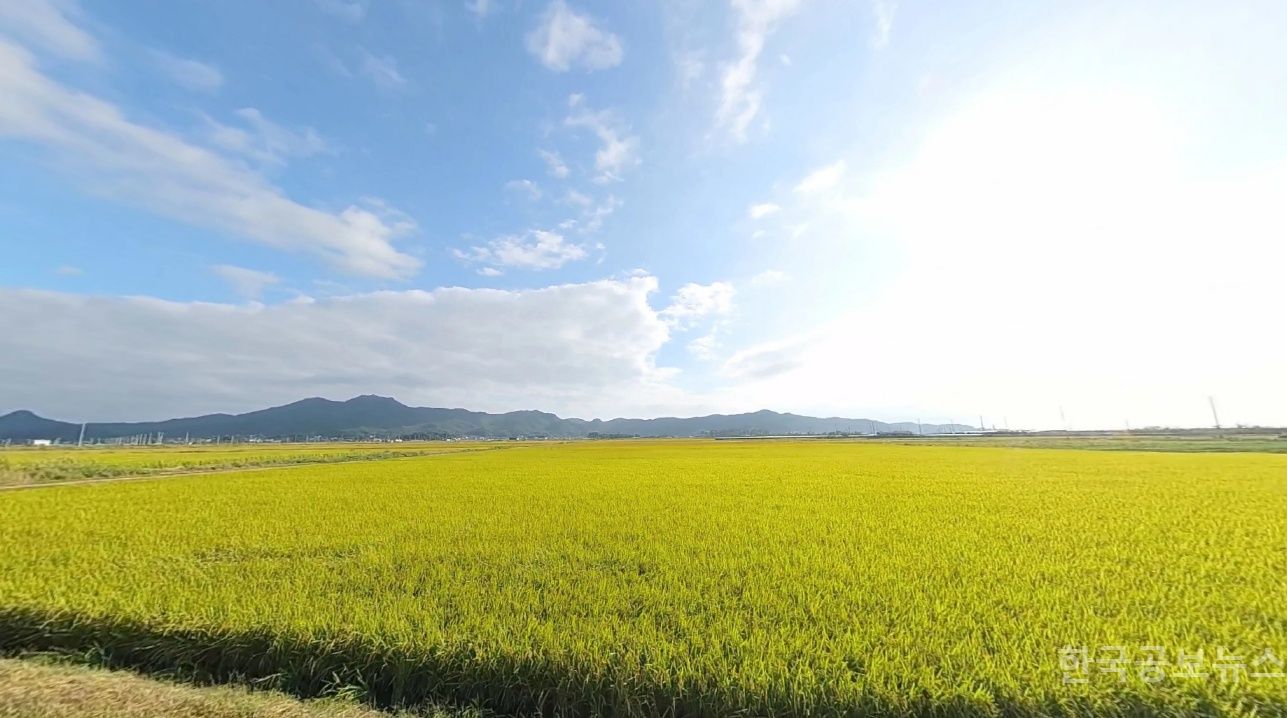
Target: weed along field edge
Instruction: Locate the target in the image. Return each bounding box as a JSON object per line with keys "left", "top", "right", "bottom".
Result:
{"left": 0, "top": 441, "right": 511, "bottom": 488}
{"left": 1, "top": 440, "right": 1285, "bottom": 716}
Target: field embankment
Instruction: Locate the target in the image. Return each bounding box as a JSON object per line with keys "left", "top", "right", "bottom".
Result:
{"left": 893, "top": 433, "right": 1287, "bottom": 454}
{"left": 0, "top": 442, "right": 500, "bottom": 488}
{"left": 1, "top": 442, "right": 1284, "bottom": 716}
{"left": 0, "top": 656, "right": 472, "bottom": 717}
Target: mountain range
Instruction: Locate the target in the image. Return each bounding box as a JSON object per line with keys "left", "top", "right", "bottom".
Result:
{"left": 0, "top": 395, "right": 975, "bottom": 442}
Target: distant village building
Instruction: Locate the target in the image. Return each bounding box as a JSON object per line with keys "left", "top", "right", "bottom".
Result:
{"left": 29, "top": 439, "right": 53, "bottom": 446}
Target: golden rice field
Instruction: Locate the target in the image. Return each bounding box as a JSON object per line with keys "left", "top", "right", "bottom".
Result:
{"left": 0, "top": 441, "right": 1284, "bottom": 716}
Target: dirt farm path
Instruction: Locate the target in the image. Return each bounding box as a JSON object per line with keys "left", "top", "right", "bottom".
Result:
{"left": 0, "top": 445, "right": 523, "bottom": 492}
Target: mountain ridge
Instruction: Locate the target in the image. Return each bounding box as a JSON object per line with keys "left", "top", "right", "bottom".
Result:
{"left": 0, "top": 396, "right": 976, "bottom": 441}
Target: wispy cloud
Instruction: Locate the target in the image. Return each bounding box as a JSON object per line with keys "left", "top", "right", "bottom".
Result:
{"left": 748, "top": 202, "right": 780, "bottom": 219}
{"left": 580, "top": 195, "right": 621, "bottom": 233}
{"left": 749, "top": 269, "right": 788, "bottom": 287}
{"left": 675, "top": 50, "right": 705, "bottom": 90}
{"left": 454, "top": 229, "right": 587, "bottom": 270}
{"left": 465, "top": 0, "right": 495, "bottom": 20}
{"left": 204, "top": 108, "right": 328, "bottom": 165}
{"left": 360, "top": 50, "right": 407, "bottom": 90}
{"left": 793, "top": 160, "right": 846, "bottom": 195}
{"left": 149, "top": 50, "right": 224, "bottom": 93}
{"left": 720, "top": 332, "right": 810, "bottom": 380}
{"left": 526, "top": 0, "right": 623, "bottom": 72}
{"left": 0, "top": 0, "right": 98, "bottom": 61}
{"left": 55, "top": 264, "right": 83, "bottom": 276}
{"left": 0, "top": 39, "right": 420, "bottom": 278}
{"left": 564, "top": 94, "right": 639, "bottom": 183}
{"left": 688, "top": 332, "right": 721, "bottom": 360}
{"left": 315, "top": 0, "right": 367, "bottom": 23}
{"left": 660, "top": 281, "right": 736, "bottom": 328}
{"left": 559, "top": 194, "right": 621, "bottom": 234}
{"left": 870, "top": 0, "right": 898, "bottom": 49}
{"left": 564, "top": 189, "right": 592, "bottom": 207}
{"left": 504, "top": 178, "right": 542, "bottom": 200}
{"left": 537, "top": 148, "right": 570, "bottom": 178}
{"left": 717, "top": 0, "right": 803, "bottom": 142}
{"left": 212, "top": 264, "right": 280, "bottom": 300}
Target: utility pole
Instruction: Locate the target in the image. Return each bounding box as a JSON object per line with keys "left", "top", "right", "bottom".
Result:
{"left": 1208, "top": 396, "right": 1221, "bottom": 430}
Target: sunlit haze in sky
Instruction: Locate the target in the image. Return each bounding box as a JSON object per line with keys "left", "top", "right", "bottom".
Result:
{"left": 1, "top": 0, "right": 1284, "bottom": 428}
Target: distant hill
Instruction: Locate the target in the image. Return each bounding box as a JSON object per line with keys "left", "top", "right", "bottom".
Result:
{"left": 0, "top": 395, "right": 975, "bottom": 442}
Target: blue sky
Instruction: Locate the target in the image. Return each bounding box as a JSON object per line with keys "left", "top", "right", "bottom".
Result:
{"left": 2, "top": 0, "right": 1285, "bottom": 428}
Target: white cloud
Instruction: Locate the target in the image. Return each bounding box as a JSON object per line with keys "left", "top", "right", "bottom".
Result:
{"left": 537, "top": 148, "right": 570, "bottom": 178}
{"left": 504, "top": 178, "right": 542, "bottom": 200}
{"left": 0, "top": 40, "right": 420, "bottom": 278}
{"left": 465, "top": 0, "right": 495, "bottom": 20}
{"left": 360, "top": 50, "right": 406, "bottom": 90}
{"left": 793, "top": 160, "right": 846, "bottom": 194}
{"left": 0, "top": 278, "right": 679, "bottom": 421}
{"left": 315, "top": 0, "right": 366, "bottom": 22}
{"left": 150, "top": 50, "right": 224, "bottom": 93}
{"left": 477, "top": 266, "right": 503, "bottom": 277}
{"left": 211, "top": 264, "right": 280, "bottom": 300}
{"left": 564, "top": 95, "right": 640, "bottom": 182}
{"left": 0, "top": 0, "right": 98, "bottom": 61}
{"left": 717, "top": 0, "right": 803, "bottom": 142}
{"left": 54, "top": 264, "right": 82, "bottom": 276}
{"left": 526, "top": 0, "right": 623, "bottom": 72}
{"left": 454, "top": 229, "right": 587, "bottom": 270}
{"left": 660, "top": 281, "right": 736, "bottom": 329}
{"left": 749, "top": 269, "right": 787, "bottom": 287}
{"left": 748, "top": 202, "right": 780, "bottom": 219}
{"left": 204, "top": 108, "right": 328, "bottom": 165}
